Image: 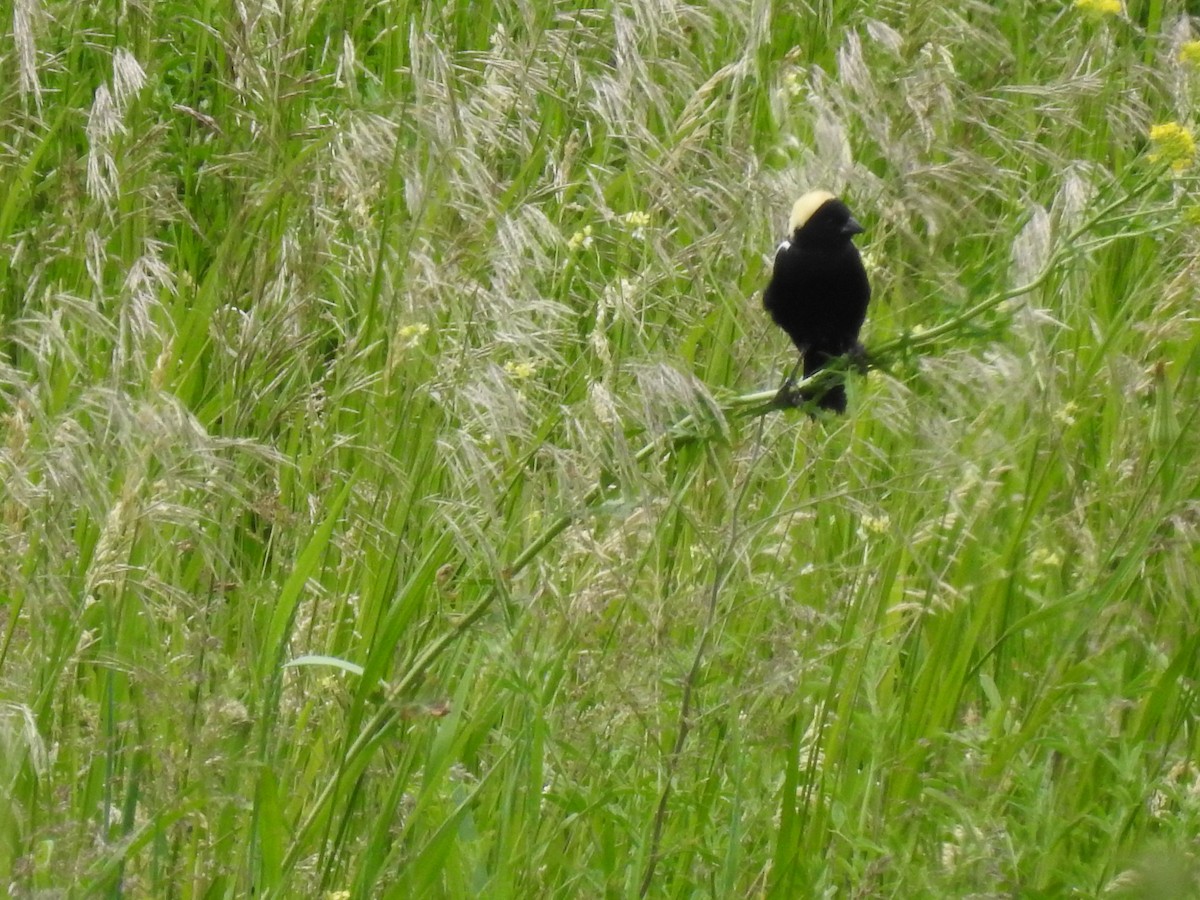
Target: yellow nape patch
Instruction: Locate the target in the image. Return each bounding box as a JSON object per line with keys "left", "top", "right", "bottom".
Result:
{"left": 788, "top": 190, "right": 836, "bottom": 233}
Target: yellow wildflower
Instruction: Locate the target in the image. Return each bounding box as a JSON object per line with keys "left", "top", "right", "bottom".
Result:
{"left": 504, "top": 360, "right": 536, "bottom": 379}
{"left": 621, "top": 210, "right": 651, "bottom": 240}
{"left": 859, "top": 513, "right": 891, "bottom": 536}
{"left": 397, "top": 323, "right": 429, "bottom": 349}
{"left": 1181, "top": 41, "right": 1200, "bottom": 67}
{"left": 1030, "top": 547, "right": 1062, "bottom": 569}
{"left": 567, "top": 224, "right": 593, "bottom": 251}
{"left": 1149, "top": 121, "right": 1196, "bottom": 172}
{"left": 1074, "top": 0, "right": 1121, "bottom": 16}
{"left": 1054, "top": 401, "right": 1078, "bottom": 427}
{"left": 783, "top": 68, "right": 806, "bottom": 99}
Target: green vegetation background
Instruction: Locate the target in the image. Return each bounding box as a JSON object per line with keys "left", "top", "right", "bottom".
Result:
{"left": 2, "top": 0, "right": 1198, "bottom": 895}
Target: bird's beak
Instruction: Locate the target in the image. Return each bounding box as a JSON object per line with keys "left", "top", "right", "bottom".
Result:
{"left": 842, "top": 216, "right": 865, "bottom": 236}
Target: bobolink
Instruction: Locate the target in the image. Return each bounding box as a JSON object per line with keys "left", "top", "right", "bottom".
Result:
{"left": 763, "top": 190, "right": 871, "bottom": 413}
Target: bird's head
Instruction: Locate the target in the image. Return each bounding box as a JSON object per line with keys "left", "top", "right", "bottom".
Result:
{"left": 787, "top": 191, "right": 864, "bottom": 244}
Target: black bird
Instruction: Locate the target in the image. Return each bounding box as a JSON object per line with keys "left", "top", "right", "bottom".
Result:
{"left": 763, "top": 190, "right": 871, "bottom": 413}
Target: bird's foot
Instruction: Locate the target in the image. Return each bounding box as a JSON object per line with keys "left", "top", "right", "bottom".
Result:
{"left": 774, "top": 380, "right": 824, "bottom": 410}
{"left": 847, "top": 342, "right": 870, "bottom": 374}
{"left": 773, "top": 380, "right": 804, "bottom": 409}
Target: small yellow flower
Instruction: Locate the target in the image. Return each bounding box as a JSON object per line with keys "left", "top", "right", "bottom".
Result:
{"left": 1054, "top": 401, "right": 1079, "bottom": 426}
{"left": 621, "top": 210, "right": 652, "bottom": 240}
{"left": 397, "top": 323, "right": 429, "bottom": 349}
{"left": 1030, "top": 547, "right": 1062, "bottom": 568}
{"left": 1074, "top": 0, "right": 1121, "bottom": 16}
{"left": 1149, "top": 121, "right": 1196, "bottom": 172}
{"left": 1180, "top": 41, "right": 1200, "bottom": 67}
{"left": 567, "top": 224, "right": 593, "bottom": 251}
{"left": 504, "top": 360, "right": 536, "bottom": 379}
{"left": 859, "top": 513, "right": 891, "bottom": 536}
{"left": 783, "top": 68, "right": 806, "bottom": 98}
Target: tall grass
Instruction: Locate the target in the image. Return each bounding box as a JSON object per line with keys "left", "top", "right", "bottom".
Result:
{"left": 2, "top": 0, "right": 1198, "bottom": 895}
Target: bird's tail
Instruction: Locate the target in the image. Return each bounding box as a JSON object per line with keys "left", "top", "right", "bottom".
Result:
{"left": 802, "top": 350, "right": 849, "bottom": 413}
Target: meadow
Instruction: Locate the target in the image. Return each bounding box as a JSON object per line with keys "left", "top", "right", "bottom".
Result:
{"left": 2, "top": 0, "right": 1199, "bottom": 895}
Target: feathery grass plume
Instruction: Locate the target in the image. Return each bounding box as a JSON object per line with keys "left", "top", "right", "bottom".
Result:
{"left": 84, "top": 85, "right": 122, "bottom": 208}
{"left": 12, "top": 0, "right": 44, "bottom": 110}
{"left": 81, "top": 48, "right": 147, "bottom": 216}
{"left": 327, "top": 112, "right": 400, "bottom": 231}
{"left": 116, "top": 246, "right": 173, "bottom": 378}
{"left": 111, "top": 48, "right": 146, "bottom": 111}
